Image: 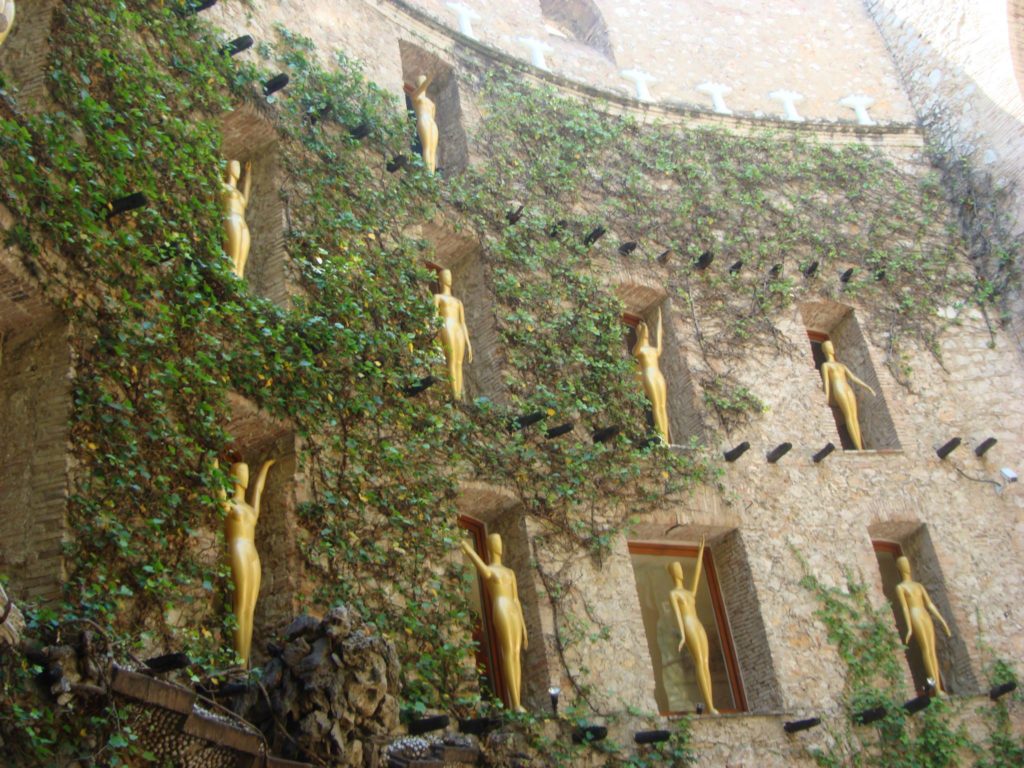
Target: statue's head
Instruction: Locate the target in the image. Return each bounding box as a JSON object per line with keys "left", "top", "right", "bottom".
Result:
{"left": 896, "top": 555, "right": 911, "bottom": 577}
{"left": 440, "top": 268, "right": 453, "bottom": 290}
{"left": 636, "top": 321, "right": 649, "bottom": 343}
{"left": 821, "top": 340, "right": 835, "bottom": 359}
{"left": 230, "top": 462, "right": 250, "bottom": 489}
{"left": 667, "top": 561, "right": 684, "bottom": 581}
{"left": 487, "top": 532, "right": 503, "bottom": 558}
{"left": 226, "top": 159, "right": 241, "bottom": 183}
{"left": 416, "top": 74, "right": 428, "bottom": 87}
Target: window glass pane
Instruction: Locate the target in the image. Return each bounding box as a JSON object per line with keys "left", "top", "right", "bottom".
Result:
{"left": 630, "top": 551, "right": 737, "bottom": 713}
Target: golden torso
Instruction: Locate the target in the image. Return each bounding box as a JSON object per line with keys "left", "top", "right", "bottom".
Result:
{"left": 221, "top": 182, "right": 246, "bottom": 217}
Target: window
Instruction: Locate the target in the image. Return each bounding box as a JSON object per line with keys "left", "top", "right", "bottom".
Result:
{"left": 628, "top": 541, "right": 745, "bottom": 713}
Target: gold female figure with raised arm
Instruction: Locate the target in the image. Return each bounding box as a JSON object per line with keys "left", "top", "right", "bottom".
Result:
{"left": 668, "top": 535, "right": 717, "bottom": 714}
{"left": 221, "top": 159, "right": 253, "bottom": 278}
{"left": 460, "top": 534, "right": 528, "bottom": 711}
{"left": 218, "top": 458, "right": 275, "bottom": 666}
{"left": 820, "top": 339, "right": 875, "bottom": 450}
{"left": 405, "top": 74, "right": 438, "bottom": 174}
{"left": 633, "top": 308, "right": 670, "bottom": 443}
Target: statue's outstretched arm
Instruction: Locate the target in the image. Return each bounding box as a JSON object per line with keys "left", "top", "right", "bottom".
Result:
{"left": 460, "top": 540, "right": 492, "bottom": 580}
{"left": 250, "top": 458, "right": 276, "bottom": 521}
{"left": 691, "top": 535, "right": 705, "bottom": 596}
{"left": 847, "top": 368, "right": 876, "bottom": 397}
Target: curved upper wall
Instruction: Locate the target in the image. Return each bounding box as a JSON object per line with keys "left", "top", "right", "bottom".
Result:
{"left": 402, "top": 0, "right": 917, "bottom": 123}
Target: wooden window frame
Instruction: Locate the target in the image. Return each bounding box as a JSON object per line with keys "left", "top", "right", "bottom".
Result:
{"left": 628, "top": 540, "right": 748, "bottom": 713}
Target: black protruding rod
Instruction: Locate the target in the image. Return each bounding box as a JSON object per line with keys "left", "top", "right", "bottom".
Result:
{"left": 545, "top": 423, "right": 574, "bottom": 439}
{"left": 975, "top": 437, "right": 998, "bottom": 457}
{"left": 386, "top": 155, "right": 408, "bottom": 173}
{"left": 176, "top": 0, "right": 216, "bottom": 17}
{"left": 583, "top": 226, "right": 606, "bottom": 246}
{"left": 989, "top": 681, "right": 1017, "bottom": 700}
{"left": 812, "top": 442, "right": 836, "bottom": 463}
{"left": 592, "top": 425, "right": 620, "bottom": 444}
{"left": 402, "top": 376, "right": 436, "bottom": 397}
{"left": 508, "top": 411, "right": 544, "bottom": 432}
{"left": 723, "top": 441, "right": 750, "bottom": 462}
{"left": 936, "top": 437, "right": 962, "bottom": 460}
{"left": 459, "top": 716, "right": 502, "bottom": 735}
{"left": 572, "top": 725, "right": 608, "bottom": 744}
{"left": 783, "top": 718, "right": 821, "bottom": 733}
{"left": 657, "top": 250, "right": 672, "bottom": 265}
{"left": 840, "top": 267, "right": 855, "bottom": 283}
{"left": 106, "top": 192, "right": 148, "bottom": 220}
{"left": 802, "top": 261, "right": 819, "bottom": 278}
{"left": 618, "top": 241, "right": 638, "bottom": 256}
{"left": 694, "top": 250, "right": 714, "bottom": 270}
{"left": 347, "top": 122, "right": 371, "bottom": 140}
{"left": 728, "top": 260, "right": 743, "bottom": 275}
{"left": 408, "top": 714, "right": 450, "bottom": 735}
{"left": 506, "top": 204, "right": 524, "bottom": 225}
{"left": 853, "top": 706, "right": 887, "bottom": 725}
{"left": 634, "top": 730, "right": 671, "bottom": 744}
{"left": 767, "top": 442, "right": 792, "bottom": 463}
{"left": 263, "top": 73, "right": 290, "bottom": 97}
{"left": 143, "top": 652, "right": 190, "bottom": 673}
{"left": 903, "top": 694, "right": 931, "bottom": 715}
{"left": 220, "top": 35, "right": 253, "bottom": 57}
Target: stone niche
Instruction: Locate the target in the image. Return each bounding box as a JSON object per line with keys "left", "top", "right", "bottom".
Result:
{"left": 220, "top": 105, "right": 289, "bottom": 306}
{"left": 398, "top": 40, "right": 469, "bottom": 175}
{"left": 455, "top": 482, "right": 552, "bottom": 712}
{"left": 800, "top": 300, "right": 900, "bottom": 451}
{"left": 414, "top": 222, "right": 504, "bottom": 403}
{"left": 868, "top": 521, "right": 978, "bottom": 695}
{"left": 0, "top": 238, "right": 70, "bottom": 601}
{"left": 615, "top": 280, "right": 704, "bottom": 445}
{"left": 0, "top": 0, "right": 60, "bottom": 111}
{"left": 224, "top": 393, "right": 304, "bottom": 664}
{"left": 627, "top": 523, "right": 782, "bottom": 714}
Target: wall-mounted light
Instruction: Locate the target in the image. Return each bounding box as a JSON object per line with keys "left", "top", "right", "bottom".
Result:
{"left": 723, "top": 442, "right": 750, "bottom": 462}
{"left": 220, "top": 35, "right": 253, "bottom": 57}
{"left": 548, "top": 686, "right": 560, "bottom": 715}
{"left": 840, "top": 268, "right": 854, "bottom": 284}
{"left": 572, "top": 725, "right": 608, "bottom": 744}
{"left": 989, "top": 681, "right": 1017, "bottom": 700}
{"left": 618, "top": 241, "right": 638, "bottom": 256}
{"left": 812, "top": 442, "right": 835, "bottom": 463}
{"left": 974, "top": 437, "right": 998, "bottom": 457}
{"left": 506, "top": 204, "right": 524, "bottom": 225}
{"left": 592, "top": 425, "right": 620, "bottom": 443}
{"left": 263, "top": 73, "right": 290, "bottom": 97}
{"left": 508, "top": 411, "right": 544, "bottom": 432}
{"left": 767, "top": 442, "right": 792, "bottom": 464}
{"left": 783, "top": 717, "right": 821, "bottom": 733}
{"left": 769, "top": 264, "right": 783, "bottom": 278}
{"left": 903, "top": 694, "right": 931, "bottom": 715}
{"left": 854, "top": 705, "right": 886, "bottom": 725}
{"left": 408, "top": 714, "right": 450, "bottom": 735}
{"left": 694, "top": 250, "right": 714, "bottom": 270}
{"left": 936, "top": 437, "right": 962, "bottom": 460}
{"left": 634, "top": 730, "right": 671, "bottom": 744}
{"left": 583, "top": 226, "right": 606, "bottom": 246}
{"left": 657, "top": 250, "right": 672, "bottom": 265}
{"left": 728, "top": 260, "right": 743, "bottom": 275}
{"left": 386, "top": 155, "right": 408, "bottom": 173}
{"left": 547, "top": 220, "right": 568, "bottom": 238}
{"left": 176, "top": 0, "right": 216, "bottom": 17}
{"left": 402, "top": 376, "right": 436, "bottom": 397}
{"left": 106, "top": 192, "right": 148, "bottom": 220}
{"left": 545, "top": 423, "right": 573, "bottom": 440}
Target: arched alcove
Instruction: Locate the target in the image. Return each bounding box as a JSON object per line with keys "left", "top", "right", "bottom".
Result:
{"left": 221, "top": 105, "right": 289, "bottom": 306}
{"left": 539, "top": 0, "right": 616, "bottom": 64}
{"left": 398, "top": 41, "right": 469, "bottom": 175}
{"left": 800, "top": 301, "right": 900, "bottom": 451}
{"left": 0, "top": 0, "right": 60, "bottom": 111}
{"left": 868, "top": 522, "right": 978, "bottom": 695}
{"left": 615, "top": 281, "right": 704, "bottom": 445}
{"left": 455, "top": 482, "right": 552, "bottom": 711}
{"left": 415, "top": 222, "right": 505, "bottom": 403}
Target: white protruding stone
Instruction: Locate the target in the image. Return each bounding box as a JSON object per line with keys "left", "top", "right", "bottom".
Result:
{"left": 839, "top": 94, "right": 877, "bottom": 126}
{"left": 621, "top": 69, "right": 656, "bottom": 102}
{"left": 446, "top": 3, "right": 480, "bottom": 40}
{"left": 696, "top": 82, "right": 733, "bottom": 115}
{"left": 517, "top": 37, "right": 553, "bottom": 71}
{"left": 768, "top": 90, "right": 805, "bottom": 122}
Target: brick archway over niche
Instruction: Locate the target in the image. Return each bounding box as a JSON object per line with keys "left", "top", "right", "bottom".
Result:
{"left": 1010, "top": 0, "right": 1024, "bottom": 98}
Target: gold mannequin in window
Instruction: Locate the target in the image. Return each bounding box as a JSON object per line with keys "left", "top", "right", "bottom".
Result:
{"left": 218, "top": 458, "right": 275, "bottom": 666}
{"left": 820, "top": 339, "right": 875, "bottom": 450}
{"left": 895, "top": 555, "right": 952, "bottom": 694}
{"left": 668, "top": 535, "right": 717, "bottom": 714}
{"left": 460, "top": 534, "right": 528, "bottom": 711}
{"left": 221, "top": 159, "right": 252, "bottom": 278}
{"left": 0, "top": 2, "right": 15, "bottom": 49}
{"left": 434, "top": 268, "right": 472, "bottom": 400}
{"left": 404, "top": 74, "right": 438, "bottom": 174}
{"left": 633, "top": 308, "right": 670, "bottom": 443}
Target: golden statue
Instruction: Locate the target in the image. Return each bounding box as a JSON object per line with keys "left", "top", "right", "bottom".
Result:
{"left": 895, "top": 555, "right": 952, "bottom": 694}
{"left": 0, "top": 2, "right": 14, "bottom": 49}
{"left": 221, "top": 159, "right": 253, "bottom": 278}
{"left": 460, "top": 534, "right": 528, "bottom": 711}
{"left": 668, "top": 536, "right": 717, "bottom": 714}
{"left": 404, "top": 74, "right": 438, "bottom": 174}
{"left": 820, "top": 339, "right": 875, "bottom": 450}
{"left": 434, "top": 268, "right": 472, "bottom": 400}
{"left": 218, "top": 458, "right": 275, "bottom": 666}
{"left": 633, "top": 308, "right": 670, "bottom": 443}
